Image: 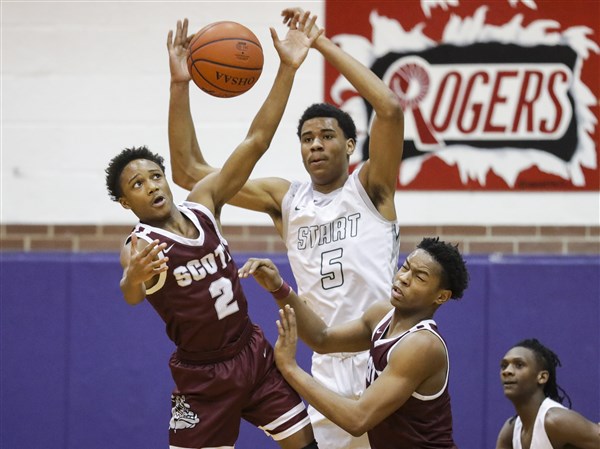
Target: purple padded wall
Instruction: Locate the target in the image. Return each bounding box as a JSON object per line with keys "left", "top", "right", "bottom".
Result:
{"left": 1, "top": 253, "right": 598, "bottom": 449}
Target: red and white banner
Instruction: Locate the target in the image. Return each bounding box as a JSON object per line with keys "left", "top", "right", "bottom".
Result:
{"left": 325, "top": 0, "right": 600, "bottom": 191}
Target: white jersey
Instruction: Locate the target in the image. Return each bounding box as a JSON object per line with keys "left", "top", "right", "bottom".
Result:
{"left": 512, "top": 397, "right": 567, "bottom": 449}
{"left": 282, "top": 168, "right": 400, "bottom": 330}
{"left": 282, "top": 168, "right": 400, "bottom": 449}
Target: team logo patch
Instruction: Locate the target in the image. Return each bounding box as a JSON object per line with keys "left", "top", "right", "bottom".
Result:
{"left": 169, "top": 394, "right": 200, "bottom": 432}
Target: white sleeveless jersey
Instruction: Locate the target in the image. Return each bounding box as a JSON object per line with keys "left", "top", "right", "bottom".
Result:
{"left": 513, "top": 397, "right": 567, "bottom": 449}
{"left": 282, "top": 169, "right": 400, "bottom": 327}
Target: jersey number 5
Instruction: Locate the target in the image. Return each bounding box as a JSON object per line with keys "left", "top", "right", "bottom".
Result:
{"left": 321, "top": 248, "right": 344, "bottom": 290}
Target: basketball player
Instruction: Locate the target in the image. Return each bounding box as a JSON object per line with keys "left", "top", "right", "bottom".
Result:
{"left": 104, "top": 15, "right": 322, "bottom": 449}
{"left": 238, "top": 237, "right": 469, "bottom": 449}
{"left": 168, "top": 9, "right": 404, "bottom": 448}
{"left": 496, "top": 338, "right": 600, "bottom": 449}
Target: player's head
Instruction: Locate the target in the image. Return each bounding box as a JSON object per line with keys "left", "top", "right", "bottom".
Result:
{"left": 105, "top": 146, "right": 173, "bottom": 220}
{"left": 416, "top": 237, "right": 469, "bottom": 300}
{"left": 296, "top": 103, "right": 357, "bottom": 188}
{"left": 501, "top": 338, "right": 571, "bottom": 407}
{"left": 393, "top": 237, "right": 469, "bottom": 313}
{"left": 297, "top": 103, "right": 357, "bottom": 142}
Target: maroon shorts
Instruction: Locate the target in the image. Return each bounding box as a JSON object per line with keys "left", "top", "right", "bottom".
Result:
{"left": 168, "top": 324, "right": 310, "bottom": 448}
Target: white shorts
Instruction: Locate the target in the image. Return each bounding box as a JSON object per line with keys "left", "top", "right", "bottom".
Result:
{"left": 308, "top": 351, "right": 371, "bottom": 449}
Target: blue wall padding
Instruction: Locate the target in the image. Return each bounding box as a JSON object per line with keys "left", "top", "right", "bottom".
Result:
{"left": 1, "top": 253, "right": 598, "bottom": 449}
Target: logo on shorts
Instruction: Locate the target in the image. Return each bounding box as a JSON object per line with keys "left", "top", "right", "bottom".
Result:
{"left": 169, "top": 394, "right": 199, "bottom": 432}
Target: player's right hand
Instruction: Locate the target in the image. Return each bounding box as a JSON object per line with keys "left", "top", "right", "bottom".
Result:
{"left": 126, "top": 233, "right": 169, "bottom": 284}
{"left": 167, "top": 18, "right": 193, "bottom": 84}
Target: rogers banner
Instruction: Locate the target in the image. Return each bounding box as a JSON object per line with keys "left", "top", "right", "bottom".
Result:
{"left": 324, "top": 0, "right": 600, "bottom": 190}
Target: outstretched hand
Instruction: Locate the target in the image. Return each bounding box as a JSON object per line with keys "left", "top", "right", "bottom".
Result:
{"left": 238, "top": 257, "right": 283, "bottom": 292}
{"left": 274, "top": 305, "right": 300, "bottom": 373}
{"left": 270, "top": 10, "right": 324, "bottom": 69}
{"left": 281, "top": 7, "right": 324, "bottom": 44}
{"left": 167, "top": 18, "right": 193, "bottom": 84}
{"left": 125, "top": 233, "right": 169, "bottom": 284}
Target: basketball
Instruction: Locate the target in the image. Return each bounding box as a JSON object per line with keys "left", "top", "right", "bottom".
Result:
{"left": 187, "top": 21, "right": 264, "bottom": 98}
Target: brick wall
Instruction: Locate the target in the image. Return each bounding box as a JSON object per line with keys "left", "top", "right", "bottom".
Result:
{"left": 1, "top": 224, "right": 598, "bottom": 255}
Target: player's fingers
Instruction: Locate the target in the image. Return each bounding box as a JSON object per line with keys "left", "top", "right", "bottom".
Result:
{"left": 298, "top": 10, "right": 310, "bottom": 30}
{"left": 305, "top": 14, "right": 318, "bottom": 35}
{"left": 287, "top": 306, "right": 297, "bottom": 337}
{"left": 129, "top": 233, "right": 138, "bottom": 255}
{"left": 182, "top": 18, "right": 189, "bottom": 39}
{"left": 269, "top": 27, "right": 279, "bottom": 45}
{"left": 167, "top": 29, "right": 173, "bottom": 48}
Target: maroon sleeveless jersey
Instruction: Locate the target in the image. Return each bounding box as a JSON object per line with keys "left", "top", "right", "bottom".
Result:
{"left": 132, "top": 202, "right": 250, "bottom": 358}
{"left": 365, "top": 312, "right": 457, "bottom": 449}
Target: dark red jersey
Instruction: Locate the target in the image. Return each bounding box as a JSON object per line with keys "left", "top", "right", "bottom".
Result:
{"left": 132, "top": 202, "right": 250, "bottom": 358}
{"left": 366, "top": 312, "right": 457, "bottom": 449}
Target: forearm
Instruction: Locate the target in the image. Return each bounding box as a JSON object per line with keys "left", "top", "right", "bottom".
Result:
{"left": 272, "top": 283, "right": 329, "bottom": 351}
{"left": 168, "top": 81, "right": 214, "bottom": 189}
{"left": 244, "top": 62, "right": 297, "bottom": 150}
{"left": 280, "top": 362, "right": 368, "bottom": 437}
{"left": 119, "top": 275, "right": 146, "bottom": 305}
{"left": 218, "top": 63, "right": 297, "bottom": 197}
{"left": 314, "top": 36, "right": 400, "bottom": 117}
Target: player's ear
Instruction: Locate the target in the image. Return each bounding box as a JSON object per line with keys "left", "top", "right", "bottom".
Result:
{"left": 119, "top": 197, "right": 131, "bottom": 210}
{"left": 435, "top": 289, "right": 452, "bottom": 305}
{"left": 346, "top": 138, "right": 356, "bottom": 157}
{"left": 537, "top": 370, "right": 549, "bottom": 386}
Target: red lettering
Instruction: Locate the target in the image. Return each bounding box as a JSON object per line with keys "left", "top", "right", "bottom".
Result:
{"left": 431, "top": 71, "right": 461, "bottom": 132}
{"left": 512, "top": 71, "right": 543, "bottom": 133}
{"left": 540, "top": 71, "right": 567, "bottom": 133}
{"left": 457, "top": 71, "right": 489, "bottom": 134}
{"left": 484, "top": 71, "right": 518, "bottom": 133}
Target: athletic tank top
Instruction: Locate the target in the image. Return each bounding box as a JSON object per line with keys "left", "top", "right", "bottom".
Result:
{"left": 366, "top": 310, "right": 457, "bottom": 449}
{"left": 131, "top": 201, "right": 250, "bottom": 357}
{"left": 282, "top": 169, "right": 400, "bottom": 327}
{"left": 512, "top": 397, "right": 567, "bottom": 449}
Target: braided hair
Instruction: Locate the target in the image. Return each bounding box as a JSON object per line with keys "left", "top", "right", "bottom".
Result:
{"left": 514, "top": 338, "right": 572, "bottom": 408}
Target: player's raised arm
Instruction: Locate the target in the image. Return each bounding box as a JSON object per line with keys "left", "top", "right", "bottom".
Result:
{"left": 167, "top": 18, "right": 214, "bottom": 191}
{"left": 283, "top": 7, "right": 404, "bottom": 221}
{"left": 187, "top": 12, "right": 322, "bottom": 212}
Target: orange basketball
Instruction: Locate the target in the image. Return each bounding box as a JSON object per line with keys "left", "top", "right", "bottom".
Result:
{"left": 187, "top": 21, "right": 264, "bottom": 98}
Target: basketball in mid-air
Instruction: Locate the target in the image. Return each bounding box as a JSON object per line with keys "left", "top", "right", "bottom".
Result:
{"left": 187, "top": 21, "right": 264, "bottom": 98}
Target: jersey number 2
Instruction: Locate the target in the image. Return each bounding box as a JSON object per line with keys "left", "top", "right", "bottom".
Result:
{"left": 209, "top": 277, "right": 239, "bottom": 320}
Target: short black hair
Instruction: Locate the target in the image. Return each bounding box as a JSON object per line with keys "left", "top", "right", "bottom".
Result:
{"left": 513, "top": 338, "right": 572, "bottom": 407}
{"left": 105, "top": 146, "right": 166, "bottom": 201}
{"left": 417, "top": 237, "right": 469, "bottom": 299}
{"left": 297, "top": 103, "right": 357, "bottom": 141}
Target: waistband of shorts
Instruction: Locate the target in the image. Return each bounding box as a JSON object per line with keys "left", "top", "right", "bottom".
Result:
{"left": 176, "top": 319, "right": 253, "bottom": 365}
{"left": 315, "top": 350, "right": 368, "bottom": 360}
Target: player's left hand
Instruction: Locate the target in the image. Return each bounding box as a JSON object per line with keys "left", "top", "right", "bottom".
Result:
{"left": 238, "top": 257, "right": 283, "bottom": 292}
{"left": 274, "top": 305, "right": 299, "bottom": 372}
{"left": 270, "top": 10, "right": 323, "bottom": 70}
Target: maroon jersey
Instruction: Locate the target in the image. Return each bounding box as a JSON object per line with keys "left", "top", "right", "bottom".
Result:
{"left": 366, "top": 311, "right": 457, "bottom": 449}
{"left": 132, "top": 202, "right": 250, "bottom": 358}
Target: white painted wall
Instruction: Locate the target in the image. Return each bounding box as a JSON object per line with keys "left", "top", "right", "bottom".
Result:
{"left": 2, "top": 1, "right": 598, "bottom": 226}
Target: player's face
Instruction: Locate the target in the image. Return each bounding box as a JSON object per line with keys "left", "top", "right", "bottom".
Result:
{"left": 299, "top": 117, "right": 354, "bottom": 191}
{"left": 500, "top": 347, "right": 546, "bottom": 400}
{"left": 118, "top": 159, "right": 174, "bottom": 222}
{"left": 390, "top": 249, "right": 450, "bottom": 312}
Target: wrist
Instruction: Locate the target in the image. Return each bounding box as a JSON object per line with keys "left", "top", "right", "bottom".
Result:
{"left": 170, "top": 79, "right": 190, "bottom": 88}
{"left": 270, "top": 280, "right": 292, "bottom": 300}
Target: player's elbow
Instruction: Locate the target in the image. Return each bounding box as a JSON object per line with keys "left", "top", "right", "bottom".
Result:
{"left": 343, "top": 414, "right": 371, "bottom": 437}
{"left": 376, "top": 92, "right": 404, "bottom": 122}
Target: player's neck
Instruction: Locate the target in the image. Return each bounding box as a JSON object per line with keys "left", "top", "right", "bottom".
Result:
{"left": 512, "top": 392, "right": 546, "bottom": 428}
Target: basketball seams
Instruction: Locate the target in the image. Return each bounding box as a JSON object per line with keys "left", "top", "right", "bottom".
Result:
{"left": 189, "top": 60, "right": 264, "bottom": 71}
{"left": 189, "top": 38, "right": 262, "bottom": 53}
